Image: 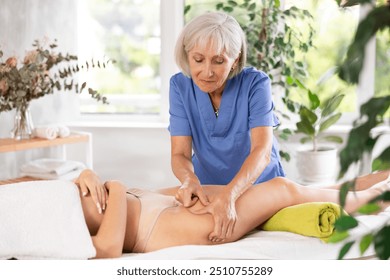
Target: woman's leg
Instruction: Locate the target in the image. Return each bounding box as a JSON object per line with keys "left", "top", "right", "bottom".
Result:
{"left": 322, "top": 169, "right": 390, "bottom": 191}
{"left": 219, "top": 176, "right": 389, "bottom": 242}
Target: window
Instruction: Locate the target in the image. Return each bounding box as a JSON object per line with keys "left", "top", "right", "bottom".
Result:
{"left": 77, "top": 0, "right": 183, "bottom": 121}
{"left": 375, "top": 29, "right": 390, "bottom": 99}
{"left": 77, "top": 0, "right": 384, "bottom": 123}
{"left": 283, "top": 0, "right": 361, "bottom": 122}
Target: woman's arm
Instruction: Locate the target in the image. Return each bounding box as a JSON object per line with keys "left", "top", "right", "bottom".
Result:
{"left": 193, "top": 126, "right": 272, "bottom": 241}
{"left": 227, "top": 126, "right": 273, "bottom": 201}
{"left": 171, "top": 135, "right": 209, "bottom": 206}
{"left": 83, "top": 180, "right": 127, "bottom": 259}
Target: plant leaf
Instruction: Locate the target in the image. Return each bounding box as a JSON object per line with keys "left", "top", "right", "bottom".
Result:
{"left": 338, "top": 96, "right": 390, "bottom": 177}
{"left": 371, "top": 191, "right": 390, "bottom": 203}
{"left": 328, "top": 230, "right": 349, "bottom": 243}
{"left": 374, "top": 225, "right": 390, "bottom": 260}
{"left": 334, "top": 215, "right": 358, "bottom": 231}
{"left": 321, "top": 135, "right": 343, "bottom": 144}
{"left": 319, "top": 113, "right": 342, "bottom": 133}
{"left": 296, "top": 120, "right": 315, "bottom": 136}
{"left": 359, "top": 234, "right": 373, "bottom": 255}
{"left": 338, "top": 6, "right": 390, "bottom": 84}
{"left": 308, "top": 89, "right": 320, "bottom": 110}
{"left": 279, "top": 150, "right": 290, "bottom": 162}
{"left": 299, "top": 136, "right": 312, "bottom": 144}
{"left": 299, "top": 106, "right": 318, "bottom": 125}
{"left": 339, "top": 180, "right": 356, "bottom": 208}
{"left": 358, "top": 203, "right": 381, "bottom": 214}
{"left": 338, "top": 241, "right": 355, "bottom": 260}
{"left": 80, "top": 82, "right": 87, "bottom": 92}
{"left": 227, "top": 0, "right": 237, "bottom": 7}
{"left": 321, "top": 94, "right": 345, "bottom": 118}
{"left": 371, "top": 147, "right": 390, "bottom": 172}
{"left": 294, "top": 78, "right": 306, "bottom": 90}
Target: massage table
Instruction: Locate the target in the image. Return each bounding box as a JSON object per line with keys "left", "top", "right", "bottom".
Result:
{"left": 1, "top": 178, "right": 389, "bottom": 260}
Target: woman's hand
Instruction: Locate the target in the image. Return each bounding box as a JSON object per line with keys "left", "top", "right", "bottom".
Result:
{"left": 190, "top": 189, "right": 237, "bottom": 242}
{"left": 75, "top": 169, "right": 107, "bottom": 214}
{"left": 175, "top": 180, "right": 209, "bottom": 207}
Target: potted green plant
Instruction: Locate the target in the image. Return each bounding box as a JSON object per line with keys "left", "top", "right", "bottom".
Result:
{"left": 328, "top": 0, "right": 390, "bottom": 260}
{"left": 288, "top": 78, "right": 345, "bottom": 184}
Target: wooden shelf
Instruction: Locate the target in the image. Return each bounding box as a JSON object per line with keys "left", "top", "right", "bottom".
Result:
{"left": 0, "top": 133, "right": 89, "bottom": 153}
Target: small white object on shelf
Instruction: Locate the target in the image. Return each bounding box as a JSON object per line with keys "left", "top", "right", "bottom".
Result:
{"left": 33, "top": 126, "right": 58, "bottom": 140}
{"left": 33, "top": 125, "right": 71, "bottom": 140}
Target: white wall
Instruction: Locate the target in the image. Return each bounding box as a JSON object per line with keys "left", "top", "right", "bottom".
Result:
{"left": 67, "top": 125, "right": 179, "bottom": 189}
{"left": 0, "top": 0, "right": 80, "bottom": 131}
{"left": 0, "top": 0, "right": 80, "bottom": 179}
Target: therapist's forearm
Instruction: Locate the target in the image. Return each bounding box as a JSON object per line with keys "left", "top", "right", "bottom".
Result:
{"left": 227, "top": 146, "right": 271, "bottom": 201}
{"left": 171, "top": 154, "right": 200, "bottom": 185}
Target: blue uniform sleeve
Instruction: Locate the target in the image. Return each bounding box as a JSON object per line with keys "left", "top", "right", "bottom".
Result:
{"left": 248, "top": 73, "right": 280, "bottom": 128}
{"left": 168, "top": 75, "right": 192, "bottom": 136}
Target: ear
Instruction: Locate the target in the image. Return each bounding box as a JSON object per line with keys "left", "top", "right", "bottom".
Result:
{"left": 232, "top": 54, "right": 240, "bottom": 69}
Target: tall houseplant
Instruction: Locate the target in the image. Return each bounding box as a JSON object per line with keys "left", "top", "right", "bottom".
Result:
{"left": 328, "top": 0, "right": 390, "bottom": 260}
{"left": 289, "top": 78, "right": 345, "bottom": 184}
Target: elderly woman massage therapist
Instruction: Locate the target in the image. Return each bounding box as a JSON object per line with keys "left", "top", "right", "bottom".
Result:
{"left": 168, "top": 11, "right": 285, "bottom": 241}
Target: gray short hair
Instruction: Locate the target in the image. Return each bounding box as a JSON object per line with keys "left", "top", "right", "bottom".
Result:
{"left": 174, "top": 11, "right": 247, "bottom": 79}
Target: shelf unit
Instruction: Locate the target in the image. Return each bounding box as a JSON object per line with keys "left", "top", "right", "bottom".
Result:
{"left": 0, "top": 131, "right": 93, "bottom": 184}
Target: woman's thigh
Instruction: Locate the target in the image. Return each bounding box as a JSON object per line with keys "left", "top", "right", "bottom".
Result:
{"left": 201, "top": 179, "right": 295, "bottom": 241}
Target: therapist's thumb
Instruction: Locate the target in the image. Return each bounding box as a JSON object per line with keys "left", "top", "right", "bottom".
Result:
{"left": 182, "top": 193, "right": 198, "bottom": 207}
{"left": 196, "top": 190, "right": 209, "bottom": 206}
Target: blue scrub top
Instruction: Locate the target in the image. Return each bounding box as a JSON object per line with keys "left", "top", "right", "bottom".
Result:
{"left": 168, "top": 67, "right": 285, "bottom": 184}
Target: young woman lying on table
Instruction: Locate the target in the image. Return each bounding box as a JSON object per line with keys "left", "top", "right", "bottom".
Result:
{"left": 75, "top": 169, "right": 390, "bottom": 258}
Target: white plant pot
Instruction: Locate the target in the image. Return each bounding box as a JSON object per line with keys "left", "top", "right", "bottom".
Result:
{"left": 296, "top": 145, "right": 339, "bottom": 185}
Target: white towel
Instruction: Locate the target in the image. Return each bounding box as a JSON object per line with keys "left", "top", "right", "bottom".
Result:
{"left": 33, "top": 126, "right": 58, "bottom": 140}
{"left": 20, "top": 158, "right": 86, "bottom": 180}
{"left": 58, "top": 125, "right": 70, "bottom": 138}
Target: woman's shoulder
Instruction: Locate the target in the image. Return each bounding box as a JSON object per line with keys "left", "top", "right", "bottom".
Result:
{"left": 239, "top": 67, "right": 270, "bottom": 80}
{"left": 171, "top": 72, "right": 191, "bottom": 83}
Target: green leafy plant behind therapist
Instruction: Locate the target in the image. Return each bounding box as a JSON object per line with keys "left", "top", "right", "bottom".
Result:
{"left": 168, "top": 11, "right": 285, "bottom": 242}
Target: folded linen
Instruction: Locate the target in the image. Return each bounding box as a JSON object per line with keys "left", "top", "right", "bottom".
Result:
{"left": 57, "top": 125, "right": 70, "bottom": 138}
{"left": 20, "top": 158, "right": 85, "bottom": 180}
{"left": 33, "top": 126, "right": 58, "bottom": 140}
{"left": 262, "top": 202, "right": 345, "bottom": 241}
{"left": 33, "top": 125, "right": 71, "bottom": 139}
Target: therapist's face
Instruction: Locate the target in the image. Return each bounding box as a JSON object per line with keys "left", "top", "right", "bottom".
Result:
{"left": 187, "top": 41, "right": 237, "bottom": 95}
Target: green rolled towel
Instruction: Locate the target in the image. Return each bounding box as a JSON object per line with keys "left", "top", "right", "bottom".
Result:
{"left": 262, "top": 202, "right": 345, "bottom": 241}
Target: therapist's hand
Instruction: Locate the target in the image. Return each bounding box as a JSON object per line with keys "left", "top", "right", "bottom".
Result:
{"left": 190, "top": 188, "right": 237, "bottom": 242}
{"left": 75, "top": 169, "right": 107, "bottom": 214}
{"left": 175, "top": 180, "right": 209, "bottom": 207}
